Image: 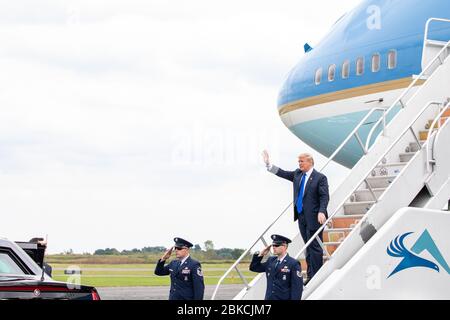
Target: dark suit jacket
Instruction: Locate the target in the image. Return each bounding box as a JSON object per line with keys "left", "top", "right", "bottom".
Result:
{"left": 154, "top": 256, "right": 205, "bottom": 300}
{"left": 269, "top": 166, "right": 329, "bottom": 230}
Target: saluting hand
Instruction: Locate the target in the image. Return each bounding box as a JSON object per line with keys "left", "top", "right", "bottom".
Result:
{"left": 262, "top": 150, "right": 270, "bottom": 166}
{"left": 161, "top": 247, "right": 174, "bottom": 261}
{"left": 259, "top": 245, "right": 272, "bottom": 257}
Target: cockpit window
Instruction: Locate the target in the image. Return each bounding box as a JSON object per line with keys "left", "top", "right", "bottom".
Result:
{"left": 372, "top": 53, "right": 380, "bottom": 72}
{"left": 328, "top": 64, "right": 336, "bottom": 82}
{"left": 0, "top": 251, "right": 26, "bottom": 275}
{"left": 388, "top": 50, "right": 397, "bottom": 69}
{"left": 342, "top": 60, "right": 350, "bottom": 79}
{"left": 356, "top": 57, "right": 364, "bottom": 76}
{"left": 315, "top": 68, "right": 322, "bottom": 85}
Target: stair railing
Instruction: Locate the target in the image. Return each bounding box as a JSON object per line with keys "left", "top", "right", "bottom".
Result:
{"left": 212, "top": 37, "right": 450, "bottom": 302}
{"left": 426, "top": 100, "right": 450, "bottom": 169}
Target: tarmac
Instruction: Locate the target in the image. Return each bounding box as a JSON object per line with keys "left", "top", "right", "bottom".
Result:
{"left": 97, "top": 284, "right": 242, "bottom": 300}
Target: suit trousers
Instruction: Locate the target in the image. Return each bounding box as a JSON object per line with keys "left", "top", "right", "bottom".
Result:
{"left": 297, "top": 214, "right": 324, "bottom": 280}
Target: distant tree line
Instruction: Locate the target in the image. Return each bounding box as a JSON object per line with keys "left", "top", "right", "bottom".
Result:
{"left": 93, "top": 241, "right": 246, "bottom": 260}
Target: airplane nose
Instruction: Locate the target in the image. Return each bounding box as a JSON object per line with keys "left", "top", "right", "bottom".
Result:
{"left": 277, "top": 59, "right": 316, "bottom": 116}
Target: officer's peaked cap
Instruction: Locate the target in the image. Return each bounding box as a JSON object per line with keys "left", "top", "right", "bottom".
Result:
{"left": 271, "top": 234, "right": 292, "bottom": 245}
{"left": 174, "top": 237, "right": 193, "bottom": 248}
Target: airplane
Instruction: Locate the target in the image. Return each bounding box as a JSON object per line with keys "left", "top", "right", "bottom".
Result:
{"left": 277, "top": 0, "right": 450, "bottom": 168}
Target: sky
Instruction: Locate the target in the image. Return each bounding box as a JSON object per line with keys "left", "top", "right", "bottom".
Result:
{"left": 0, "top": 0, "right": 361, "bottom": 254}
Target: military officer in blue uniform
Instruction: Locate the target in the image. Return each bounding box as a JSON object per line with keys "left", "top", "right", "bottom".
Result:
{"left": 154, "top": 237, "right": 205, "bottom": 300}
{"left": 249, "top": 234, "right": 303, "bottom": 300}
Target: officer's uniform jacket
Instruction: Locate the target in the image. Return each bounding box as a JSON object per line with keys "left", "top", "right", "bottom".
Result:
{"left": 155, "top": 256, "right": 204, "bottom": 300}
{"left": 249, "top": 253, "right": 303, "bottom": 300}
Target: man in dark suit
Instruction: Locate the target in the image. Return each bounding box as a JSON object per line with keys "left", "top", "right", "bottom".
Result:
{"left": 262, "top": 151, "right": 329, "bottom": 284}
{"left": 154, "top": 237, "right": 205, "bottom": 300}
{"left": 249, "top": 234, "right": 303, "bottom": 300}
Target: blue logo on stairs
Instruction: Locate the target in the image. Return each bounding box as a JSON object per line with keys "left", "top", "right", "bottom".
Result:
{"left": 387, "top": 230, "right": 450, "bottom": 278}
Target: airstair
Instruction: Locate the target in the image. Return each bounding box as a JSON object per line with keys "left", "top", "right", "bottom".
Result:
{"left": 212, "top": 19, "right": 450, "bottom": 300}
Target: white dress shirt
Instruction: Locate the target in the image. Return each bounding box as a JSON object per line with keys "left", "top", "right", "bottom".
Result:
{"left": 180, "top": 255, "right": 190, "bottom": 265}
{"left": 301, "top": 167, "right": 314, "bottom": 196}
{"left": 276, "top": 253, "right": 288, "bottom": 264}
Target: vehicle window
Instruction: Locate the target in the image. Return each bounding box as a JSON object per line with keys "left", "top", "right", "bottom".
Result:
{"left": 315, "top": 68, "right": 322, "bottom": 85}
{"left": 342, "top": 60, "right": 350, "bottom": 79}
{"left": 356, "top": 57, "right": 364, "bottom": 75}
{"left": 0, "top": 252, "right": 26, "bottom": 275}
{"left": 388, "top": 50, "right": 397, "bottom": 69}
{"left": 328, "top": 64, "right": 336, "bottom": 82}
{"left": 372, "top": 53, "right": 381, "bottom": 72}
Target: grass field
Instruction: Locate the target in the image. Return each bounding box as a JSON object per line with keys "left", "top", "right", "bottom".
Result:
{"left": 50, "top": 263, "right": 255, "bottom": 287}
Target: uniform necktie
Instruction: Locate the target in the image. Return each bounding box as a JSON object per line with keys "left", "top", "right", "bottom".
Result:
{"left": 275, "top": 260, "right": 281, "bottom": 269}
{"left": 296, "top": 173, "right": 307, "bottom": 214}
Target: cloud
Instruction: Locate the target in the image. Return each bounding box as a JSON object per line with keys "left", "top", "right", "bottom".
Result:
{"left": 0, "top": 0, "right": 356, "bottom": 253}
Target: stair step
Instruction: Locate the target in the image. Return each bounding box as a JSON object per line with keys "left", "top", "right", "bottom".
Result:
{"left": 408, "top": 142, "right": 423, "bottom": 152}
{"left": 412, "top": 74, "right": 429, "bottom": 80}
{"left": 323, "top": 242, "right": 341, "bottom": 255}
{"left": 419, "top": 130, "right": 437, "bottom": 141}
{"left": 324, "top": 241, "right": 345, "bottom": 246}
{"left": 330, "top": 215, "right": 364, "bottom": 229}
{"left": 373, "top": 163, "right": 406, "bottom": 176}
{"left": 353, "top": 188, "right": 386, "bottom": 201}
{"left": 410, "top": 141, "right": 425, "bottom": 148}
{"left": 419, "top": 131, "right": 428, "bottom": 141}
{"left": 375, "top": 162, "right": 406, "bottom": 168}
{"left": 366, "top": 176, "right": 396, "bottom": 188}
{"left": 343, "top": 201, "right": 375, "bottom": 215}
{"left": 426, "top": 117, "right": 448, "bottom": 129}
{"left": 323, "top": 228, "right": 352, "bottom": 242}
{"left": 325, "top": 227, "right": 353, "bottom": 232}
{"left": 399, "top": 152, "right": 416, "bottom": 163}
{"left": 443, "top": 109, "right": 450, "bottom": 118}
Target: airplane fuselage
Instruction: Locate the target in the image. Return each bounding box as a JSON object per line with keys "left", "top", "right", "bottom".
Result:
{"left": 278, "top": 0, "right": 450, "bottom": 167}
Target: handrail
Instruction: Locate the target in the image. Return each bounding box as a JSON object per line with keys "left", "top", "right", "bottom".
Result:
{"left": 212, "top": 30, "right": 450, "bottom": 302}
{"left": 422, "top": 18, "right": 450, "bottom": 65}
{"left": 211, "top": 107, "right": 387, "bottom": 300}
{"left": 294, "top": 100, "right": 443, "bottom": 263}
{"left": 365, "top": 108, "right": 388, "bottom": 151}
{"left": 319, "top": 108, "right": 387, "bottom": 168}
{"left": 210, "top": 202, "right": 292, "bottom": 300}
{"left": 298, "top": 42, "right": 450, "bottom": 267}
{"left": 296, "top": 40, "right": 450, "bottom": 292}
{"left": 424, "top": 18, "right": 450, "bottom": 43}
{"left": 426, "top": 101, "right": 450, "bottom": 168}
{"left": 366, "top": 40, "right": 450, "bottom": 151}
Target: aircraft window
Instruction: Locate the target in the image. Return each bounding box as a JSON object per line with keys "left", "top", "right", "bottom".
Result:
{"left": 388, "top": 50, "right": 397, "bottom": 69}
{"left": 342, "top": 60, "right": 350, "bottom": 79}
{"left": 372, "top": 53, "right": 380, "bottom": 72}
{"left": 328, "top": 64, "right": 336, "bottom": 82}
{"left": 315, "top": 68, "right": 322, "bottom": 85}
{"left": 356, "top": 57, "right": 364, "bottom": 76}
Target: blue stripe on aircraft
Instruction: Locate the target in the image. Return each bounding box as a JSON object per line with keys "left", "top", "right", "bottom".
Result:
{"left": 278, "top": 0, "right": 450, "bottom": 108}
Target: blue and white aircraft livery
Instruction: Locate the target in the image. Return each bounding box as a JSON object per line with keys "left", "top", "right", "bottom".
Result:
{"left": 277, "top": 0, "right": 450, "bottom": 167}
